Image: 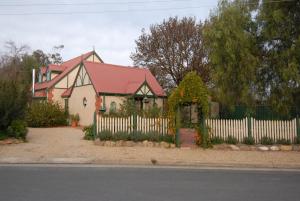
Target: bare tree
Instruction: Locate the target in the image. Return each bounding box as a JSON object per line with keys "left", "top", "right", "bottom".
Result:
{"left": 131, "top": 17, "right": 210, "bottom": 91}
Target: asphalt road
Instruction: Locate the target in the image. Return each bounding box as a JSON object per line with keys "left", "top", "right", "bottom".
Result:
{"left": 0, "top": 165, "right": 299, "bottom": 201}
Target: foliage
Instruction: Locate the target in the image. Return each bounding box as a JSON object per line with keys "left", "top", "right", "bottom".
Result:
{"left": 7, "top": 120, "right": 28, "bottom": 140}
{"left": 256, "top": 0, "right": 300, "bottom": 114}
{"left": 0, "top": 131, "right": 9, "bottom": 140}
{"left": 83, "top": 125, "right": 95, "bottom": 140}
{"left": 203, "top": 0, "right": 259, "bottom": 108}
{"left": 131, "top": 16, "right": 210, "bottom": 91}
{"left": 168, "top": 72, "right": 209, "bottom": 147}
{"left": 243, "top": 136, "right": 255, "bottom": 145}
{"left": 294, "top": 136, "right": 300, "bottom": 145}
{"left": 26, "top": 101, "right": 68, "bottom": 127}
{"left": 0, "top": 80, "right": 28, "bottom": 132}
{"left": 70, "top": 113, "right": 80, "bottom": 122}
{"left": 97, "top": 130, "right": 174, "bottom": 143}
{"left": 260, "top": 136, "right": 274, "bottom": 145}
{"left": 141, "top": 104, "right": 163, "bottom": 118}
{"left": 211, "top": 136, "right": 224, "bottom": 144}
{"left": 118, "top": 98, "right": 136, "bottom": 117}
{"left": 225, "top": 135, "right": 238, "bottom": 145}
{"left": 276, "top": 138, "right": 291, "bottom": 145}
{"left": 98, "top": 130, "right": 113, "bottom": 141}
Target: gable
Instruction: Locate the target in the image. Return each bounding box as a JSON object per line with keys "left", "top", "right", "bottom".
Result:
{"left": 135, "top": 82, "right": 154, "bottom": 96}
{"left": 75, "top": 64, "right": 92, "bottom": 87}
{"left": 54, "top": 64, "right": 80, "bottom": 89}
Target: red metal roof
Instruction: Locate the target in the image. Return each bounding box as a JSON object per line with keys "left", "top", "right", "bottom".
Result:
{"left": 84, "top": 61, "right": 166, "bottom": 97}
{"left": 33, "top": 90, "right": 46, "bottom": 98}
{"left": 48, "top": 64, "right": 67, "bottom": 72}
{"left": 61, "top": 87, "right": 73, "bottom": 98}
{"left": 34, "top": 51, "right": 94, "bottom": 90}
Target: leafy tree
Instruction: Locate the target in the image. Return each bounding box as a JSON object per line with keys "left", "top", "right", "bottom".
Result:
{"left": 131, "top": 17, "right": 210, "bottom": 91}
{"left": 203, "top": 0, "right": 259, "bottom": 109}
{"left": 256, "top": 0, "right": 300, "bottom": 114}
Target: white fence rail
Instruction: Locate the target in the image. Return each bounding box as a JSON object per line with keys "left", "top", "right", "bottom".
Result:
{"left": 206, "top": 118, "right": 298, "bottom": 143}
{"left": 96, "top": 115, "right": 169, "bottom": 135}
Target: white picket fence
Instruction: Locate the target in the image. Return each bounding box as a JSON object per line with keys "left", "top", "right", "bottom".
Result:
{"left": 206, "top": 118, "right": 298, "bottom": 143}
{"left": 96, "top": 114, "right": 169, "bottom": 135}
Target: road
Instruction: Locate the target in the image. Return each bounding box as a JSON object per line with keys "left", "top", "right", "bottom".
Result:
{"left": 0, "top": 165, "right": 299, "bottom": 201}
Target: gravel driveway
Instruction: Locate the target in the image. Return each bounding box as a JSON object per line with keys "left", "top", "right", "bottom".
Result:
{"left": 0, "top": 127, "right": 300, "bottom": 168}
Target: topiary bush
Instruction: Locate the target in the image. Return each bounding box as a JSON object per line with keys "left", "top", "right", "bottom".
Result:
{"left": 26, "top": 101, "right": 68, "bottom": 127}
{"left": 260, "top": 136, "right": 274, "bottom": 145}
{"left": 243, "top": 136, "right": 255, "bottom": 145}
{"left": 7, "top": 120, "right": 28, "bottom": 140}
{"left": 276, "top": 138, "right": 291, "bottom": 145}
{"left": 225, "top": 135, "right": 238, "bottom": 145}
{"left": 211, "top": 136, "right": 224, "bottom": 144}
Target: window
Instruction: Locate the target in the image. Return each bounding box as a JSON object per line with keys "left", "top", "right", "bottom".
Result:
{"left": 46, "top": 70, "right": 51, "bottom": 81}
{"left": 109, "top": 101, "right": 117, "bottom": 114}
{"left": 64, "top": 99, "right": 69, "bottom": 113}
{"left": 38, "top": 73, "right": 42, "bottom": 83}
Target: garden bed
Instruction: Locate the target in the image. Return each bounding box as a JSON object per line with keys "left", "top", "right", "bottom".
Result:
{"left": 94, "top": 139, "right": 176, "bottom": 148}
{"left": 212, "top": 144, "right": 300, "bottom": 152}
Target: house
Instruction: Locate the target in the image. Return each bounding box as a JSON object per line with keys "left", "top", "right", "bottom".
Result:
{"left": 32, "top": 51, "right": 166, "bottom": 126}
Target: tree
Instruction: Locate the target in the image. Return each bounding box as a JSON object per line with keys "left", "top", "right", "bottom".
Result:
{"left": 203, "top": 0, "right": 259, "bottom": 108}
{"left": 33, "top": 45, "right": 64, "bottom": 66}
{"left": 256, "top": 0, "right": 300, "bottom": 114}
{"left": 131, "top": 17, "right": 210, "bottom": 91}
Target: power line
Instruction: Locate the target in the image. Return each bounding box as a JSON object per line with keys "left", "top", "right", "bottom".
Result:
{"left": 0, "top": 0, "right": 193, "bottom": 7}
{"left": 0, "top": 5, "right": 214, "bottom": 16}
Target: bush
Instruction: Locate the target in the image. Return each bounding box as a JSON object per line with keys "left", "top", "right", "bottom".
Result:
{"left": 260, "top": 136, "right": 274, "bottom": 145}
{"left": 113, "top": 131, "right": 130, "bottom": 141}
{"left": 98, "top": 130, "right": 113, "bottom": 141}
{"left": 294, "top": 136, "right": 300, "bottom": 144}
{"left": 243, "top": 136, "right": 255, "bottom": 145}
{"left": 129, "top": 131, "right": 147, "bottom": 142}
{"left": 83, "top": 125, "right": 95, "bottom": 140}
{"left": 7, "top": 120, "right": 28, "bottom": 140}
{"left": 225, "top": 135, "right": 238, "bottom": 145}
{"left": 26, "top": 101, "right": 68, "bottom": 127}
{"left": 161, "top": 134, "right": 175, "bottom": 143}
{"left": 0, "top": 130, "right": 8, "bottom": 140}
{"left": 276, "top": 138, "right": 291, "bottom": 145}
{"left": 211, "top": 136, "right": 224, "bottom": 144}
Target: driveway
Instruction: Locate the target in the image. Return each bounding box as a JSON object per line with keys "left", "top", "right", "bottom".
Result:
{"left": 1, "top": 127, "right": 300, "bottom": 168}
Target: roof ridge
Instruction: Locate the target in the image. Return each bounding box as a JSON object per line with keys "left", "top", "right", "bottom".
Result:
{"left": 83, "top": 60, "right": 148, "bottom": 71}
{"left": 63, "top": 51, "right": 93, "bottom": 64}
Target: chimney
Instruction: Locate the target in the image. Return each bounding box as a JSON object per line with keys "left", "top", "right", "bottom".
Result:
{"left": 32, "top": 69, "right": 35, "bottom": 96}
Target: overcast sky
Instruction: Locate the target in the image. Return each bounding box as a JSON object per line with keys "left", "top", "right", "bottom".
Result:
{"left": 0, "top": 0, "right": 219, "bottom": 65}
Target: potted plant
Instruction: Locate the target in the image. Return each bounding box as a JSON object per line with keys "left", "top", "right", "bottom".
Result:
{"left": 70, "top": 113, "right": 80, "bottom": 127}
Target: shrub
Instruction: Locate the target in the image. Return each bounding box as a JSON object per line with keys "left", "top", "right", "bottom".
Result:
{"left": 211, "top": 136, "right": 224, "bottom": 144}
{"left": 161, "top": 134, "right": 175, "bottom": 143}
{"left": 26, "top": 101, "right": 68, "bottom": 127}
{"left": 276, "top": 138, "right": 291, "bottom": 145}
{"left": 83, "top": 125, "right": 95, "bottom": 140}
{"left": 260, "top": 136, "right": 274, "bottom": 145}
{"left": 146, "top": 131, "right": 161, "bottom": 142}
{"left": 70, "top": 113, "right": 80, "bottom": 122}
{"left": 7, "top": 120, "right": 28, "bottom": 140}
{"left": 129, "top": 131, "right": 147, "bottom": 142}
{"left": 243, "top": 136, "right": 255, "bottom": 145}
{"left": 0, "top": 130, "right": 8, "bottom": 140}
{"left": 98, "top": 130, "right": 113, "bottom": 141}
{"left": 113, "top": 131, "right": 130, "bottom": 141}
{"left": 225, "top": 135, "right": 238, "bottom": 145}
{"left": 294, "top": 136, "right": 300, "bottom": 144}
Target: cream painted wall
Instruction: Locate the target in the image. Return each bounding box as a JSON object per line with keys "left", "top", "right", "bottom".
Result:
{"left": 103, "top": 95, "right": 126, "bottom": 114}
{"left": 55, "top": 65, "right": 80, "bottom": 89}
{"left": 51, "top": 88, "right": 66, "bottom": 107}
{"left": 51, "top": 72, "right": 59, "bottom": 80}
{"left": 69, "top": 84, "right": 96, "bottom": 126}
{"left": 86, "top": 54, "right": 101, "bottom": 63}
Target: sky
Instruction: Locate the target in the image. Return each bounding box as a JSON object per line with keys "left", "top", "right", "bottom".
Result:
{"left": 0, "top": 0, "right": 219, "bottom": 66}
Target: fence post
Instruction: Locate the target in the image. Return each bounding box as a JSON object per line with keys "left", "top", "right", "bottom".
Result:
{"left": 133, "top": 111, "right": 137, "bottom": 133}
{"left": 247, "top": 115, "right": 252, "bottom": 138}
{"left": 297, "top": 115, "right": 300, "bottom": 138}
{"left": 93, "top": 111, "right": 97, "bottom": 139}
{"left": 175, "top": 107, "right": 181, "bottom": 147}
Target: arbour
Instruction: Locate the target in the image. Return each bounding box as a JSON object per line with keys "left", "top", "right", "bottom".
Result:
{"left": 168, "top": 71, "right": 210, "bottom": 147}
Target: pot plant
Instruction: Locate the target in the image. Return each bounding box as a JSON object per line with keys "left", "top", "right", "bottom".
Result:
{"left": 70, "top": 113, "right": 80, "bottom": 127}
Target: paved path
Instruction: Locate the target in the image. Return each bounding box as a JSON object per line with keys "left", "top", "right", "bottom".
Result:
{"left": 0, "top": 165, "right": 300, "bottom": 201}
{"left": 0, "top": 127, "right": 300, "bottom": 168}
